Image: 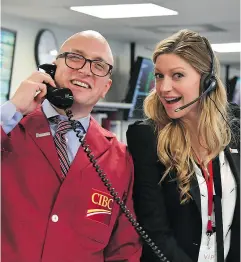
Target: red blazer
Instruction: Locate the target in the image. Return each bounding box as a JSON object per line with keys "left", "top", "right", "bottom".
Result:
{"left": 1, "top": 107, "right": 142, "bottom": 262}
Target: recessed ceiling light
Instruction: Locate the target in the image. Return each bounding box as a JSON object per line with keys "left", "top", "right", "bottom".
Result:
{"left": 211, "top": 43, "right": 241, "bottom": 53}
{"left": 50, "top": 50, "right": 58, "bottom": 56}
{"left": 70, "top": 3, "right": 178, "bottom": 19}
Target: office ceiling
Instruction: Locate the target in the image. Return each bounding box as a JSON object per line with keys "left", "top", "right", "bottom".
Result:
{"left": 2, "top": 0, "right": 240, "bottom": 66}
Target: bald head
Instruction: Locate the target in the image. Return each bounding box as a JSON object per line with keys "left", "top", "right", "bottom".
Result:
{"left": 59, "top": 30, "right": 114, "bottom": 66}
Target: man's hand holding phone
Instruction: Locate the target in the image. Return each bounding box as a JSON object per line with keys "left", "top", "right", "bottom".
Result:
{"left": 10, "top": 71, "right": 56, "bottom": 115}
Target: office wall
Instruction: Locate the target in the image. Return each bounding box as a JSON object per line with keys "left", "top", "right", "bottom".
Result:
{"left": 2, "top": 14, "right": 153, "bottom": 103}
{"left": 2, "top": 14, "right": 238, "bottom": 103}
{"left": 2, "top": 14, "right": 239, "bottom": 144}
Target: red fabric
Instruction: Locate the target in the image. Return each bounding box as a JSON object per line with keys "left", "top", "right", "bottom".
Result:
{"left": 1, "top": 108, "right": 141, "bottom": 262}
{"left": 200, "top": 161, "right": 214, "bottom": 234}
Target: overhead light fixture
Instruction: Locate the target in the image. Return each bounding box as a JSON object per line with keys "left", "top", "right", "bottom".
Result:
{"left": 211, "top": 43, "right": 241, "bottom": 53}
{"left": 70, "top": 3, "right": 178, "bottom": 19}
{"left": 50, "top": 50, "right": 58, "bottom": 56}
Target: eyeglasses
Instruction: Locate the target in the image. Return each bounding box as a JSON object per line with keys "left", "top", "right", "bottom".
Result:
{"left": 56, "top": 52, "right": 113, "bottom": 77}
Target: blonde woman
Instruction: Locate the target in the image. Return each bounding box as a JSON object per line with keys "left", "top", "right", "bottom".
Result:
{"left": 127, "top": 29, "right": 240, "bottom": 262}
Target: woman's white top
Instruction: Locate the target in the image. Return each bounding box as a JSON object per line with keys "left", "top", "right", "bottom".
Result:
{"left": 194, "top": 151, "right": 237, "bottom": 262}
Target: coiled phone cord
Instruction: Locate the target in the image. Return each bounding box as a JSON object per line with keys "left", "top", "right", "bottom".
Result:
{"left": 66, "top": 109, "right": 170, "bottom": 262}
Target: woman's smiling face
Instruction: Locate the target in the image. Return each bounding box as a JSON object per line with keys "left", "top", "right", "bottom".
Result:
{"left": 154, "top": 53, "right": 201, "bottom": 120}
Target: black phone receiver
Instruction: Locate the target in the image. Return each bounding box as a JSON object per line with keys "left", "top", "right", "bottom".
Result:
{"left": 38, "top": 64, "right": 74, "bottom": 110}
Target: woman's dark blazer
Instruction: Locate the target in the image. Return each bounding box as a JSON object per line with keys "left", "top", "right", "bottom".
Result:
{"left": 126, "top": 118, "right": 240, "bottom": 262}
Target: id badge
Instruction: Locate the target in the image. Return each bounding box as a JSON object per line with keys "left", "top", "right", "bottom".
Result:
{"left": 198, "top": 235, "right": 216, "bottom": 262}
{"left": 199, "top": 246, "right": 215, "bottom": 261}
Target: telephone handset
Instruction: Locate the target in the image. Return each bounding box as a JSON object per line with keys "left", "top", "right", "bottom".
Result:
{"left": 38, "top": 63, "right": 169, "bottom": 261}
{"left": 38, "top": 64, "right": 74, "bottom": 110}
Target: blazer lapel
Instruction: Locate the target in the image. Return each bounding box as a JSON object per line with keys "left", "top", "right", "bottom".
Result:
{"left": 70, "top": 116, "right": 114, "bottom": 171}
{"left": 20, "top": 107, "right": 62, "bottom": 178}
{"left": 85, "top": 116, "right": 114, "bottom": 157}
{"left": 224, "top": 147, "right": 240, "bottom": 185}
{"left": 190, "top": 147, "right": 240, "bottom": 215}
{"left": 190, "top": 172, "right": 202, "bottom": 214}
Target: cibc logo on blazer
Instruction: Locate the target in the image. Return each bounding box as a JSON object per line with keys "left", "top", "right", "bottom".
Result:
{"left": 86, "top": 188, "right": 114, "bottom": 225}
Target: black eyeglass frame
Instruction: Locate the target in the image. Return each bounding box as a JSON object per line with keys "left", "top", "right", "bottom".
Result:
{"left": 56, "top": 52, "right": 113, "bottom": 77}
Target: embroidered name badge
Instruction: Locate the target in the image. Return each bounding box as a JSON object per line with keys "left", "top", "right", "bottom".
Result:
{"left": 230, "top": 148, "right": 238, "bottom": 153}
{"left": 86, "top": 188, "right": 114, "bottom": 225}
{"left": 36, "top": 132, "right": 51, "bottom": 138}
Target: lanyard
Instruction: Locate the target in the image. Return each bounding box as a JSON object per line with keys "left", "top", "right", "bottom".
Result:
{"left": 200, "top": 161, "right": 214, "bottom": 236}
{"left": 193, "top": 150, "right": 214, "bottom": 237}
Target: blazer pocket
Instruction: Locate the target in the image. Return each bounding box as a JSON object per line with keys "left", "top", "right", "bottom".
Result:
{"left": 1, "top": 150, "right": 13, "bottom": 159}
{"left": 1, "top": 145, "right": 13, "bottom": 153}
{"left": 74, "top": 216, "right": 113, "bottom": 246}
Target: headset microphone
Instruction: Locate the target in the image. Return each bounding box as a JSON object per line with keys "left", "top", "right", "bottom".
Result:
{"left": 174, "top": 37, "right": 217, "bottom": 113}
{"left": 174, "top": 80, "right": 217, "bottom": 112}
{"left": 174, "top": 97, "right": 200, "bottom": 112}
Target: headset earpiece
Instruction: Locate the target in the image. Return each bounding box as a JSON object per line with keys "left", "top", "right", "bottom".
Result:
{"left": 199, "top": 37, "right": 218, "bottom": 96}
{"left": 200, "top": 73, "right": 217, "bottom": 94}
{"left": 200, "top": 73, "right": 210, "bottom": 92}
{"left": 175, "top": 37, "right": 219, "bottom": 112}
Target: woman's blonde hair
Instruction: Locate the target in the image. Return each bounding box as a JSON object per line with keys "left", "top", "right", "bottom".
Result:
{"left": 144, "top": 29, "right": 232, "bottom": 203}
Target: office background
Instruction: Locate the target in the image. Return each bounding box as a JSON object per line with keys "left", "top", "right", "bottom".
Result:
{"left": 1, "top": 0, "right": 240, "bottom": 142}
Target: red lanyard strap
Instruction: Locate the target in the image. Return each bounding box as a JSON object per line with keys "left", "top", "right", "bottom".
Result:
{"left": 201, "top": 161, "right": 214, "bottom": 235}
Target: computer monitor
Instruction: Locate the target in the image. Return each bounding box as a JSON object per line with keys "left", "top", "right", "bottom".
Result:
{"left": 232, "top": 77, "right": 240, "bottom": 106}
{"left": 124, "top": 56, "right": 155, "bottom": 120}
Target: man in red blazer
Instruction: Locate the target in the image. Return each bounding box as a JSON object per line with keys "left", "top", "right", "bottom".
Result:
{"left": 1, "top": 30, "right": 142, "bottom": 262}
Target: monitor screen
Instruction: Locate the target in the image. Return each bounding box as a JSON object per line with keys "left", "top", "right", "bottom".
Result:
{"left": 0, "top": 28, "right": 17, "bottom": 104}
{"left": 232, "top": 77, "right": 240, "bottom": 106}
{"left": 124, "top": 56, "right": 155, "bottom": 120}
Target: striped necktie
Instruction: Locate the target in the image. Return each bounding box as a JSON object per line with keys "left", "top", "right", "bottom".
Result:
{"left": 54, "top": 119, "right": 72, "bottom": 177}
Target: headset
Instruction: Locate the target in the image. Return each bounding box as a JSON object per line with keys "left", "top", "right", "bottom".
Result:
{"left": 200, "top": 37, "right": 218, "bottom": 94}
{"left": 175, "top": 37, "right": 218, "bottom": 112}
